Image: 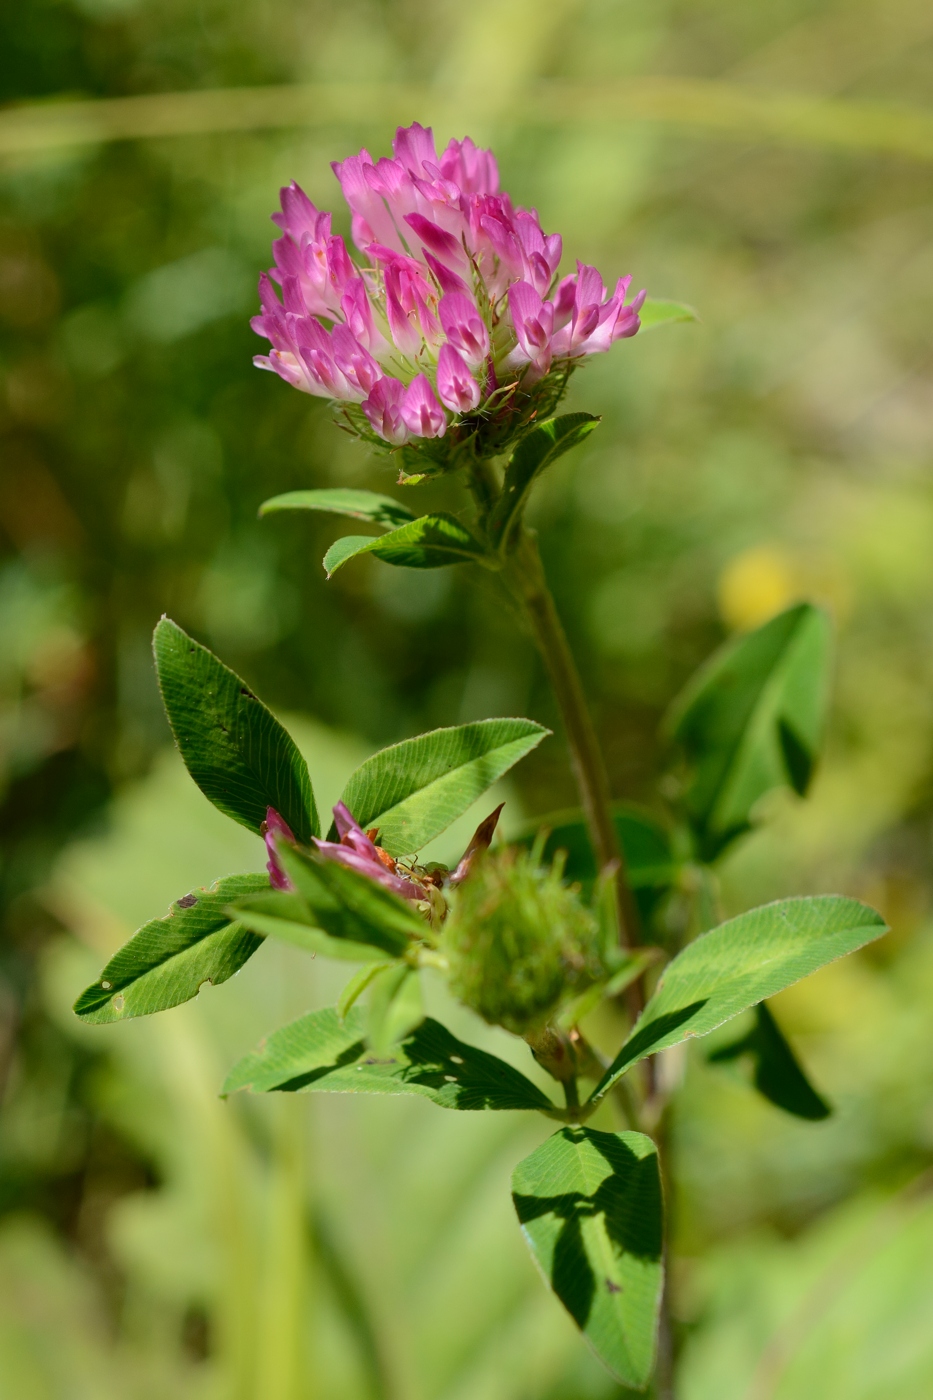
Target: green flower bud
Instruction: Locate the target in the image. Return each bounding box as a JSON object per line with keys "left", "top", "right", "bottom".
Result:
{"left": 442, "top": 846, "right": 604, "bottom": 1035}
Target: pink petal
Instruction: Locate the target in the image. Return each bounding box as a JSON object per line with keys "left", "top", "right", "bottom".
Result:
{"left": 331, "top": 325, "right": 382, "bottom": 396}
{"left": 263, "top": 807, "right": 297, "bottom": 891}
{"left": 438, "top": 137, "right": 500, "bottom": 195}
{"left": 438, "top": 292, "right": 489, "bottom": 368}
{"left": 313, "top": 840, "right": 422, "bottom": 900}
{"left": 392, "top": 122, "right": 438, "bottom": 178}
{"left": 272, "top": 182, "right": 331, "bottom": 242}
{"left": 423, "top": 250, "right": 471, "bottom": 298}
{"left": 362, "top": 377, "right": 410, "bottom": 445}
{"left": 436, "top": 343, "right": 481, "bottom": 414}
{"left": 400, "top": 374, "right": 447, "bottom": 439}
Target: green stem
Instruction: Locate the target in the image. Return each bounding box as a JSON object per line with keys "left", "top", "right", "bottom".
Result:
{"left": 502, "top": 526, "right": 640, "bottom": 949}
{"left": 654, "top": 1105, "right": 677, "bottom": 1399}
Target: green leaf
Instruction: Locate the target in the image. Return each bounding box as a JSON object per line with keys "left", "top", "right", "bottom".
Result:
{"left": 512, "top": 1127, "right": 663, "bottom": 1390}
{"left": 73, "top": 873, "right": 269, "bottom": 1024}
{"left": 323, "top": 514, "right": 489, "bottom": 577}
{"left": 336, "top": 718, "right": 550, "bottom": 857}
{"left": 591, "top": 895, "right": 886, "bottom": 1102}
{"left": 259, "top": 487, "right": 415, "bottom": 529}
{"left": 366, "top": 964, "right": 424, "bottom": 1053}
{"left": 709, "top": 1000, "right": 831, "bottom": 1120}
{"left": 489, "top": 414, "right": 600, "bottom": 550}
{"left": 154, "top": 617, "right": 318, "bottom": 842}
{"left": 666, "top": 603, "right": 832, "bottom": 860}
{"left": 224, "top": 1007, "right": 556, "bottom": 1111}
{"left": 228, "top": 890, "right": 391, "bottom": 962}
{"left": 638, "top": 297, "right": 699, "bottom": 330}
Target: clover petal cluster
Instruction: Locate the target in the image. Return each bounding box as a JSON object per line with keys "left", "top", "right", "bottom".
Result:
{"left": 252, "top": 123, "right": 645, "bottom": 456}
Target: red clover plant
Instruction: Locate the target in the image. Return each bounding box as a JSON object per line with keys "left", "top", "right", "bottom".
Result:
{"left": 75, "top": 124, "right": 887, "bottom": 1395}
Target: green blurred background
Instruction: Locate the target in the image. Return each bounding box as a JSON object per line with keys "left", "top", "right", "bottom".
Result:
{"left": 2, "top": 1, "right": 933, "bottom": 1396}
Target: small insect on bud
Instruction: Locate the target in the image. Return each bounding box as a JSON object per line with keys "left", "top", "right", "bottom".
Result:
{"left": 441, "top": 845, "right": 604, "bottom": 1036}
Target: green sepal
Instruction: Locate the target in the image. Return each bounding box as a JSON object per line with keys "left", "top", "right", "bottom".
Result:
{"left": 223, "top": 1007, "right": 557, "bottom": 1112}
{"left": 512, "top": 1127, "right": 663, "bottom": 1390}
{"left": 153, "top": 617, "right": 318, "bottom": 842}
{"left": 73, "top": 872, "right": 269, "bottom": 1024}
{"left": 708, "top": 1000, "right": 831, "bottom": 1120}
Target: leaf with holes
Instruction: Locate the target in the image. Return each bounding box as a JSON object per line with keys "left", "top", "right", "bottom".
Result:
{"left": 260, "top": 487, "right": 415, "bottom": 529}
{"left": 590, "top": 895, "right": 885, "bottom": 1103}
{"left": 73, "top": 873, "right": 269, "bottom": 1024}
{"left": 224, "top": 1007, "right": 556, "bottom": 1111}
{"left": 336, "top": 718, "right": 549, "bottom": 856}
{"left": 154, "top": 617, "right": 318, "bottom": 841}
{"left": 489, "top": 414, "right": 600, "bottom": 550}
{"left": 323, "top": 513, "right": 489, "bottom": 577}
{"left": 666, "top": 603, "right": 832, "bottom": 860}
{"left": 512, "top": 1127, "right": 663, "bottom": 1389}
{"left": 709, "top": 1000, "right": 830, "bottom": 1120}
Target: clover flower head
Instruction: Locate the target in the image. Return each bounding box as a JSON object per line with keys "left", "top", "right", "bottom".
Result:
{"left": 252, "top": 123, "right": 645, "bottom": 470}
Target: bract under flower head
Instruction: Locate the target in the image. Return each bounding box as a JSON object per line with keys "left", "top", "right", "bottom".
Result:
{"left": 252, "top": 123, "right": 645, "bottom": 471}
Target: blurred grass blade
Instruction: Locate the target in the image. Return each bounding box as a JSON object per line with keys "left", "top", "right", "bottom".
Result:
{"left": 337, "top": 718, "right": 550, "bottom": 856}
{"left": 591, "top": 895, "right": 886, "bottom": 1102}
{"left": 154, "top": 617, "right": 319, "bottom": 841}
{"left": 309, "top": 1206, "right": 392, "bottom": 1400}
{"left": 709, "top": 1000, "right": 831, "bottom": 1120}
{"left": 74, "top": 873, "right": 268, "bottom": 1023}
{"left": 512, "top": 1127, "right": 663, "bottom": 1389}
{"left": 638, "top": 297, "right": 699, "bottom": 330}
{"left": 3, "top": 81, "right": 933, "bottom": 164}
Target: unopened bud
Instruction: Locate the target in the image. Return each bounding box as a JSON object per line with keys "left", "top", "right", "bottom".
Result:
{"left": 442, "top": 846, "right": 603, "bottom": 1035}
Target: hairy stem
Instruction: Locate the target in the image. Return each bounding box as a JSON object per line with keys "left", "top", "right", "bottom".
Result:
{"left": 502, "top": 526, "right": 640, "bottom": 949}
